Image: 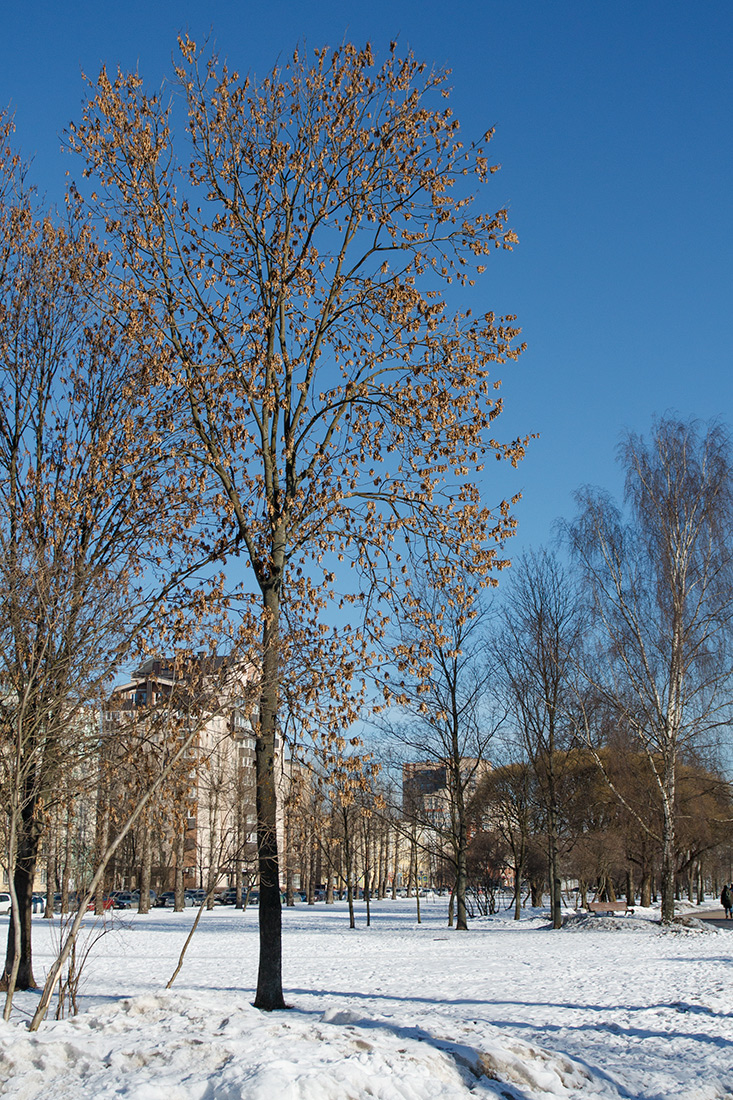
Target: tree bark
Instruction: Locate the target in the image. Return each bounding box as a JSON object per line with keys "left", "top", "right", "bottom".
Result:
{"left": 45, "top": 826, "right": 56, "bottom": 920}
{"left": 174, "top": 826, "right": 186, "bottom": 911}
{"left": 451, "top": 755, "right": 469, "bottom": 931}
{"left": 546, "top": 766, "right": 563, "bottom": 929}
{"left": 413, "top": 836, "right": 421, "bottom": 925}
{"left": 94, "top": 781, "right": 110, "bottom": 916}
{"left": 2, "top": 795, "right": 42, "bottom": 990}
{"left": 138, "top": 821, "right": 152, "bottom": 914}
{"left": 640, "top": 871, "right": 652, "bottom": 907}
{"left": 455, "top": 839, "right": 468, "bottom": 930}
{"left": 253, "top": 580, "right": 286, "bottom": 1010}
{"left": 660, "top": 754, "right": 676, "bottom": 923}
{"left": 60, "top": 809, "right": 72, "bottom": 916}
{"left": 513, "top": 861, "right": 523, "bottom": 921}
{"left": 344, "top": 809, "right": 355, "bottom": 930}
{"left": 284, "top": 798, "right": 295, "bottom": 907}
{"left": 626, "top": 869, "right": 634, "bottom": 908}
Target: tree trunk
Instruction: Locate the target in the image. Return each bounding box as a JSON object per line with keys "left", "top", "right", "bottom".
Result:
{"left": 660, "top": 761, "right": 676, "bottom": 924}
{"left": 344, "top": 810, "right": 355, "bottom": 930}
{"left": 45, "top": 826, "right": 57, "bottom": 920}
{"left": 413, "top": 837, "right": 421, "bottom": 925}
{"left": 138, "top": 821, "right": 152, "bottom": 914}
{"left": 284, "top": 806, "right": 295, "bottom": 907}
{"left": 378, "top": 827, "right": 387, "bottom": 899}
{"left": 253, "top": 580, "right": 286, "bottom": 1010}
{"left": 2, "top": 795, "right": 42, "bottom": 990}
{"left": 60, "top": 810, "right": 72, "bottom": 915}
{"left": 547, "top": 796, "right": 562, "bottom": 929}
{"left": 307, "top": 836, "right": 316, "bottom": 905}
{"left": 94, "top": 782, "right": 110, "bottom": 916}
{"left": 640, "top": 870, "right": 652, "bottom": 907}
{"left": 313, "top": 839, "right": 322, "bottom": 904}
{"left": 174, "top": 826, "right": 186, "bottom": 911}
{"left": 406, "top": 832, "right": 414, "bottom": 899}
{"left": 626, "top": 868, "right": 634, "bottom": 908}
{"left": 455, "top": 804, "right": 468, "bottom": 931}
{"left": 514, "top": 860, "right": 523, "bottom": 920}
{"left": 455, "top": 852, "right": 468, "bottom": 929}
{"left": 364, "top": 864, "right": 371, "bottom": 928}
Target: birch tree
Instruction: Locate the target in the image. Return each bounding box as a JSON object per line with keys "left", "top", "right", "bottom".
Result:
{"left": 568, "top": 418, "right": 733, "bottom": 923}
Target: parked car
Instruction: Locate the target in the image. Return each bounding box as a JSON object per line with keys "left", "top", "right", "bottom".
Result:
{"left": 53, "top": 892, "right": 79, "bottom": 912}
{"left": 86, "top": 895, "right": 115, "bottom": 911}
{"left": 112, "top": 892, "right": 135, "bottom": 909}
{"left": 0, "top": 892, "right": 12, "bottom": 915}
{"left": 242, "top": 890, "right": 286, "bottom": 906}
{"left": 130, "top": 889, "right": 158, "bottom": 904}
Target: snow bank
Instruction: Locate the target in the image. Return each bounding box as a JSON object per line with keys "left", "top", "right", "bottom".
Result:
{"left": 0, "top": 899, "right": 731, "bottom": 1099}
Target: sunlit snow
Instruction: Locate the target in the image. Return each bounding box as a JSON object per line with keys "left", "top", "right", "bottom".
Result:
{"left": 1, "top": 898, "right": 731, "bottom": 1099}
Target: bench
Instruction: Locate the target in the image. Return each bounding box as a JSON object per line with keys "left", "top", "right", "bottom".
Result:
{"left": 587, "top": 901, "right": 633, "bottom": 916}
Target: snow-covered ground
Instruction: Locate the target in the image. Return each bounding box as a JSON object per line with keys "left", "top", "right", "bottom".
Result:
{"left": 0, "top": 898, "right": 732, "bottom": 1099}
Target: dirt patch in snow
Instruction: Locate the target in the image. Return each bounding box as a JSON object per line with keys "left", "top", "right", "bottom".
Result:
{"left": 561, "top": 913, "right": 654, "bottom": 932}
{"left": 664, "top": 915, "right": 719, "bottom": 934}
{"left": 561, "top": 912, "right": 719, "bottom": 935}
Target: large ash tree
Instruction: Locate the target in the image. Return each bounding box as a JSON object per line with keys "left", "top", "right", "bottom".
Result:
{"left": 72, "top": 39, "right": 527, "bottom": 1009}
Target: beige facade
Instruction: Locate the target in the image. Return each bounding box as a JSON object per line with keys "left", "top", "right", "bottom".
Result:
{"left": 102, "top": 657, "right": 259, "bottom": 894}
{"left": 400, "top": 758, "right": 492, "bottom": 888}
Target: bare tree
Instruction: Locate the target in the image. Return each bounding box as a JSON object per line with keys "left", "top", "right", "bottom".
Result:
{"left": 477, "top": 757, "right": 534, "bottom": 920}
{"left": 381, "top": 575, "right": 500, "bottom": 929}
{"left": 0, "top": 118, "right": 221, "bottom": 1008}
{"left": 568, "top": 417, "right": 733, "bottom": 923}
{"left": 496, "top": 550, "right": 584, "bottom": 929}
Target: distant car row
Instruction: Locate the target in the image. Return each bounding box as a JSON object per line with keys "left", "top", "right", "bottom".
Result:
{"left": 0, "top": 888, "right": 253, "bottom": 914}
{"left": 0, "top": 885, "right": 410, "bottom": 916}
{"left": 115, "top": 887, "right": 257, "bottom": 908}
{"left": 155, "top": 888, "right": 260, "bottom": 907}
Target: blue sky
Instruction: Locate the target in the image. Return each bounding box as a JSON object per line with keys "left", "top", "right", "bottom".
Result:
{"left": 2, "top": 0, "right": 731, "bottom": 562}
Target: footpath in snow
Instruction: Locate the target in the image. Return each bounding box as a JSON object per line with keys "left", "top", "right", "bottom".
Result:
{"left": 0, "top": 898, "right": 732, "bottom": 1099}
